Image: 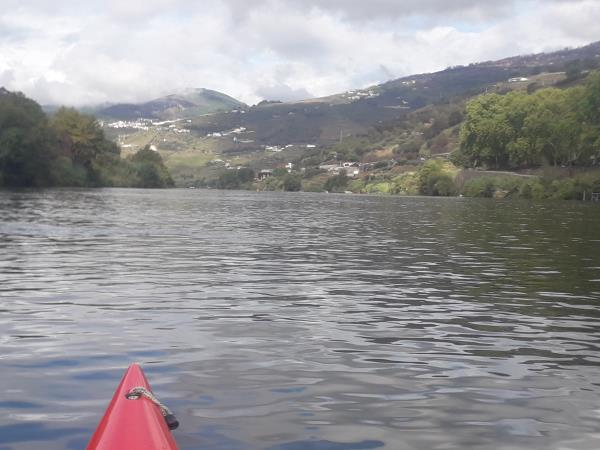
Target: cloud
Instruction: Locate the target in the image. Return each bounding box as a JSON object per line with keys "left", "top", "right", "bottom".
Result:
{"left": 0, "top": 69, "right": 16, "bottom": 86}
{"left": 255, "top": 83, "right": 313, "bottom": 102}
{"left": 0, "top": 0, "right": 598, "bottom": 106}
{"left": 221, "top": 0, "right": 515, "bottom": 23}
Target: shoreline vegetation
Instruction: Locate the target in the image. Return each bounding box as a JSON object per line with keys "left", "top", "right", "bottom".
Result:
{"left": 1, "top": 71, "right": 599, "bottom": 200}
{"left": 202, "top": 161, "right": 600, "bottom": 201}
{"left": 199, "top": 72, "right": 600, "bottom": 201}
{"left": 0, "top": 89, "right": 173, "bottom": 189}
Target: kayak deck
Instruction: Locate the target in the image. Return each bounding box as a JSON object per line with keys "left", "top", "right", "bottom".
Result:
{"left": 86, "top": 363, "right": 179, "bottom": 450}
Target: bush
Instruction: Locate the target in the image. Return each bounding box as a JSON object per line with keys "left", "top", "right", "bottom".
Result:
{"left": 417, "top": 160, "right": 457, "bottom": 196}
{"left": 462, "top": 177, "right": 496, "bottom": 198}
{"left": 365, "top": 181, "right": 393, "bottom": 194}
{"left": 129, "top": 146, "right": 174, "bottom": 188}
{"left": 237, "top": 168, "right": 255, "bottom": 184}
{"left": 283, "top": 174, "right": 302, "bottom": 191}
{"left": 263, "top": 176, "right": 283, "bottom": 191}
{"left": 390, "top": 172, "right": 419, "bottom": 195}
{"left": 348, "top": 179, "right": 366, "bottom": 193}
{"left": 324, "top": 171, "right": 349, "bottom": 192}
{"left": 51, "top": 157, "right": 88, "bottom": 187}
{"left": 433, "top": 174, "right": 457, "bottom": 196}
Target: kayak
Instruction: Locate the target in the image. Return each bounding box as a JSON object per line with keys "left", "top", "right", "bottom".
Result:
{"left": 86, "top": 363, "right": 179, "bottom": 450}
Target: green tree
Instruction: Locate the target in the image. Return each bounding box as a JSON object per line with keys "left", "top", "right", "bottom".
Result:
{"left": 458, "top": 72, "right": 600, "bottom": 170}
{"left": 50, "top": 107, "right": 118, "bottom": 175}
{"left": 459, "top": 94, "right": 514, "bottom": 169}
{"left": 130, "top": 146, "right": 174, "bottom": 188}
{"left": 565, "top": 60, "right": 583, "bottom": 81}
{"left": 416, "top": 160, "right": 456, "bottom": 196}
{"left": 272, "top": 167, "right": 288, "bottom": 177}
{"left": 524, "top": 89, "right": 580, "bottom": 166}
{"left": 0, "top": 89, "right": 174, "bottom": 188}
{"left": 576, "top": 73, "right": 600, "bottom": 164}
{"left": 237, "top": 168, "right": 255, "bottom": 184}
{"left": 0, "top": 90, "right": 57, "bottom": 186}
{"left": 283, "top": 174, "right": 302, "bottom": 191}
{"left": 324, "top": 170, "right": 349, "bottom": 192}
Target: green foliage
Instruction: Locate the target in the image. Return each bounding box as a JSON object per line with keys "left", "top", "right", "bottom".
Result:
{"left": 324, "top": 170, "right": 349, "bottom": 192}
{"left": 348, "top": 179, "right": 366, "bottom": 192}
{"left": 51, "top": 108, "right": 116, "bottom": 165}
{"left": 462, "top": 177, "right": 499, "bottom": 198}
{"left": 263, "top": 175, "right": 284, "bottom": 191}
{"left": 329, "top": 136, "right": 368, "bottom": 162}
{"left": 282, "top": 174, "right": 302, "bottom": 191}
{"left": 301, "top": 173, "right": 329, "bottom": 192}
{"left": 355, "top": 162, "right": 457, "bottom": 197}
{"left": 364, "top": 181, "right": 393, "bottom": 194}
{"left": 457, "top": 71, "right": 600, "bottom": 170}
{"left": 0, "top": 89, "right": 175, "bottom": 188}
{"left": 416, "top": 160, "right": 457, "bottom": 196}
{"left": 214, "top": 167, "right": 254, "bottom": 190}
{"left": 460, "top": 172, "right": 600, "bottom": 200}
{"left": 394, "top": 137, "right": 422, "bottom": 159}
{"left": 565, "top": 60, "right": 584, "bottom": 81}
{"left": 52, "top": 157, "right": 88, "bottom": 186}
{"left": 92, "top": 153, "right": 137, "bottom": 187}
{"left": 0, "top": 90, "right": 57, "bottom": 187}
{"left": 127, "top": 146, "right": 175, "bottom": 188}
{"left": 237, "top": 167, "right": 255, "bottom": 184}
{"left": 272, "top": 167, "right": 288, "bottom": 177}
{"left": 392, "top": 172, "right": 419, "bottom": 195}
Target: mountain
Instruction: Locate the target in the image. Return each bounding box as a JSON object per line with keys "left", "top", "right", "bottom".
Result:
{"left": 105, "top": 40, "right": 600, "bottom": 185}
{"left": 97, "top": 88, "right": 246, "bottom": 120}
{"left": 187, "top": 41, "right": 600, "bottom": 153}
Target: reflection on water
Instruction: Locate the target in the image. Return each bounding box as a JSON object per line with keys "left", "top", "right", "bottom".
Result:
{"left": 1, "top": 189, "right": 600, "bottom": 450}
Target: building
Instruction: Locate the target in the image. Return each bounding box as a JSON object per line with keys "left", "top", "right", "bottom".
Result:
{"left": 258, "top": 169, "right": 273, "bottom": 180}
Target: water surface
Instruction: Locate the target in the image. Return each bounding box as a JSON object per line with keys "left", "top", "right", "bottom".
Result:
{"left": 1, "top": 189, "right": 600, "bottom": 450}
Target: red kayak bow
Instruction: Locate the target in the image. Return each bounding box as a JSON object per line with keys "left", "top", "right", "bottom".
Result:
{"left": 86, "top": 363, "right": 179, "bottom": 450}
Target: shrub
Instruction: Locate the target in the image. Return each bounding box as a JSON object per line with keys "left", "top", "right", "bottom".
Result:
{"left": 417, "top": 160, "right": 458, "bottom": 196}
{"left": 433, "top": 174, "right": 457, "bottom": 196}
{"left": 283, "top": 174, "right": 302, "bottom": 191}
{"left": 324, "top": 171, "right": 349, "bottom": 192}
{"left": 462, "top": 177, "right": 496, "bottom": 198}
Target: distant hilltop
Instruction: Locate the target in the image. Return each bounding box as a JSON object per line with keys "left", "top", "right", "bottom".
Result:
{"left": 96, "top": 88, "right": 247, "bottom": 121}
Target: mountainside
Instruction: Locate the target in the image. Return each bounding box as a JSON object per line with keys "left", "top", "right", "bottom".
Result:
{"left": 187, "top": 41, "right": 600, "bottom": 150}
{"left": 97, "top": 88, "right": 246, "bottom": 120}
{"left": 105, "top": 41, "right": 600, "bottom": 186}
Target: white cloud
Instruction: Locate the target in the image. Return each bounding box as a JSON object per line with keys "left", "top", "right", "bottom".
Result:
{"left": 0, "top": 0, "right": 598, "bottom": 106}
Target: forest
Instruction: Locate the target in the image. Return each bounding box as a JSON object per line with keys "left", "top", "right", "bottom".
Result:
{"left": 0, "top": 89, "right": 173, "bottom": 188}
{"left": 456, "top": 72, "right": 600, "bottom": 169}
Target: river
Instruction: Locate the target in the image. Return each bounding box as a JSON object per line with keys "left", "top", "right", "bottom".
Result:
{"left": 1, "top": 189, "right": 600, "bottom": 450}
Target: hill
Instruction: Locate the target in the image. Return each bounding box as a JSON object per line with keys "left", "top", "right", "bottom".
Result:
{"left": 102, "top": 40, "right": 600, "bottom": 185}
{"left": 97, "top": 88, "right": 246, "bottom": 120}
{"left": 187, "top": 41, "right": 600, "bottom": 149}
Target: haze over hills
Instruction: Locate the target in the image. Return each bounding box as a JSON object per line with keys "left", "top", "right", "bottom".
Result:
{"left": 96, "top": 88, "right": 246, "bottom": 121}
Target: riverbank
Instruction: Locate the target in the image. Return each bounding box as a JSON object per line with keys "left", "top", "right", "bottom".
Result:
{"left": 245, "top": 161, "right": 600, "bottom": 201}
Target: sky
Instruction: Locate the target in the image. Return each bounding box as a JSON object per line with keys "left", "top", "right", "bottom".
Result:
{"left": 0, "top": 0, "right": 599, "bottom": 106}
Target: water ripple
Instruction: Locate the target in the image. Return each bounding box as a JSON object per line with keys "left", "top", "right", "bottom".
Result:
{"left": 1, "top": 189, "right": 600, "bottom": 449}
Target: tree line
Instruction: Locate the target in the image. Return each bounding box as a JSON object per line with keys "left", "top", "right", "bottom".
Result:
{"left": 0, "top": 89, "right": 173, "bottom": 188}
{"left": 456, "top": 72, "right": 600, "bottom": 169}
